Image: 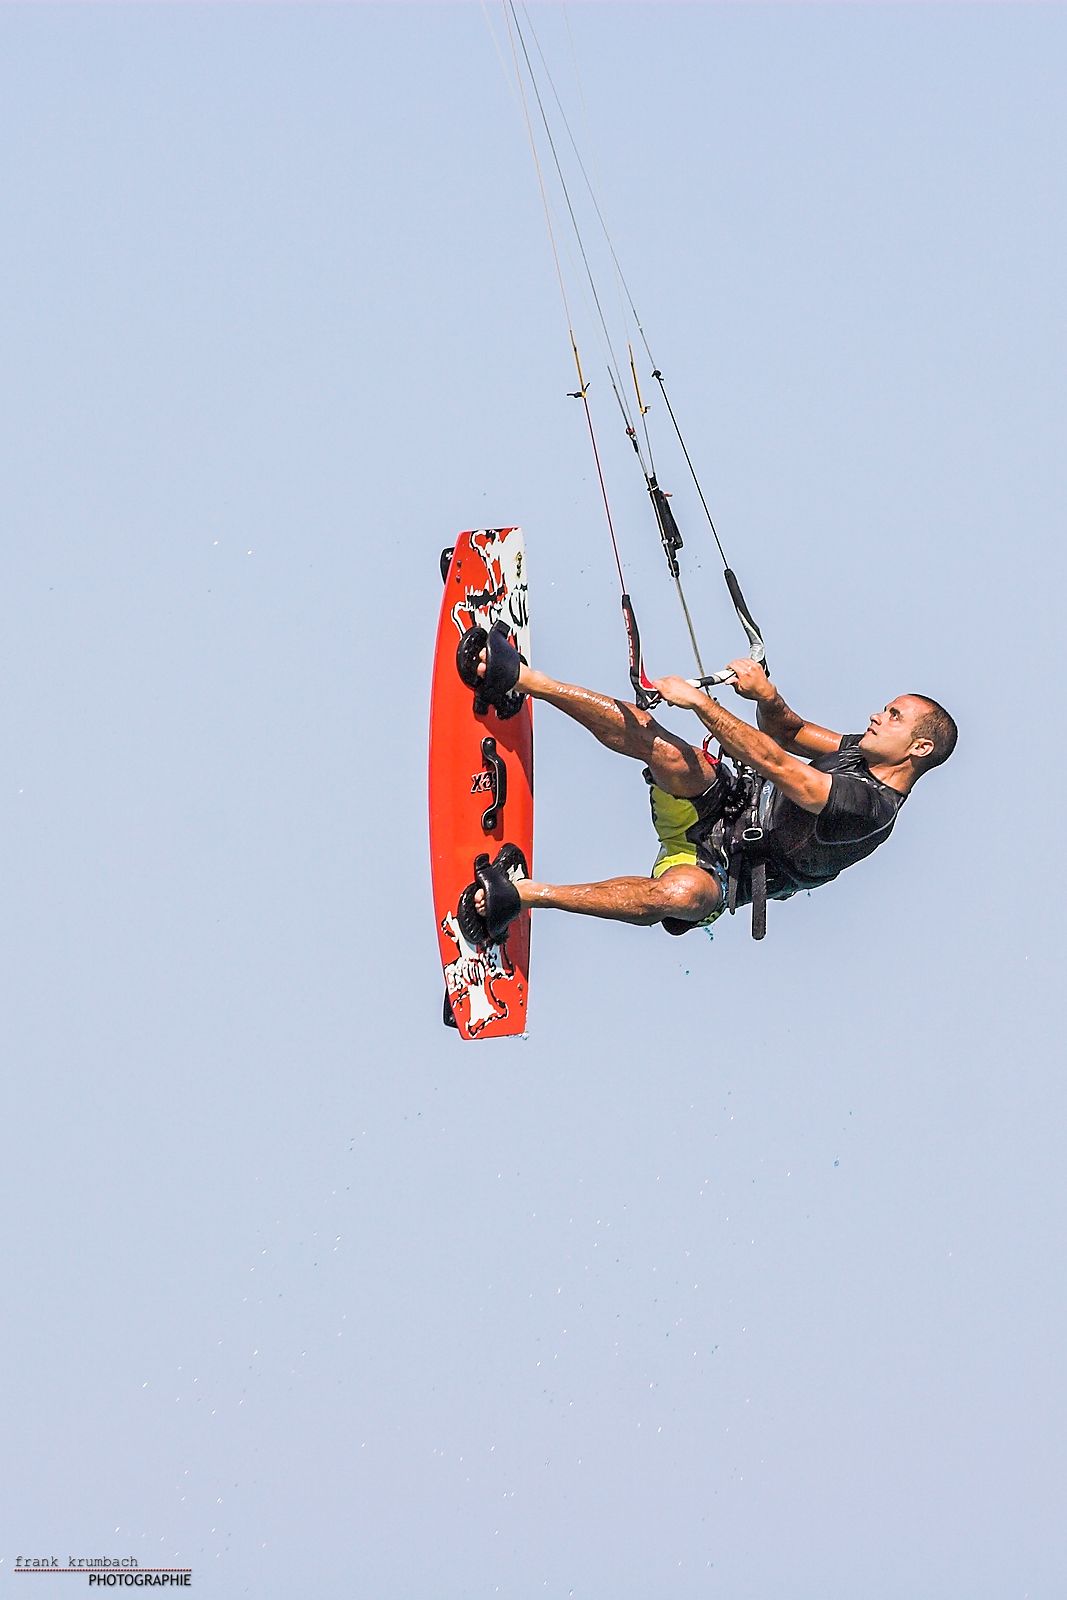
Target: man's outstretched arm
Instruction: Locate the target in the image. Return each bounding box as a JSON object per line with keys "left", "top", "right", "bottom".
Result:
{"left": 726, "top": 659, "right": 842, "bottom": 758}
{"left": 652, "top": 675, "right": 832, "bottom": 815}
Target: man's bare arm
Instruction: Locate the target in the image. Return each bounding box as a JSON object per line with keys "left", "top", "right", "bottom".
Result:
{"left": 728, "top": 659, "right": 842, "bottom": 758}
{"left": 652, "top": 676, "right": 832, "bottom": 815}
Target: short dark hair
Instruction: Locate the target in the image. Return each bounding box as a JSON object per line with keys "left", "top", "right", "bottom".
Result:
{"left": 909, "top": 696, "right": 958, "bottom": 773}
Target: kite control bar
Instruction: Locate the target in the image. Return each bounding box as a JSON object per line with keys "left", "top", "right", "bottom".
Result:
{"left": 687, "top": 638, "right": 767, "bottom": 692}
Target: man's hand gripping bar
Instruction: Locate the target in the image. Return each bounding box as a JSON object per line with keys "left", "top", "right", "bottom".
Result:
{"left": 689, "top": 636, "right": 767, "bottom": 692}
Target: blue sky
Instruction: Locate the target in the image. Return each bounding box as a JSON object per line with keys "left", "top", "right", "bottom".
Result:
{"left": 1, "top": 5, "right": 1064, "bottom": 1597}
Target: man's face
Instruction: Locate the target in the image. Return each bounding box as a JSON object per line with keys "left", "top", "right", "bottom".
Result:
{"left": 858, "top": 696, "right": 932, "bottom": 766}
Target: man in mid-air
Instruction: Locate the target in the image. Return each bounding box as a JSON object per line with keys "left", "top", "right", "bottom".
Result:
{"left": 456, "top": 626, "right": 957, "bottom": 942}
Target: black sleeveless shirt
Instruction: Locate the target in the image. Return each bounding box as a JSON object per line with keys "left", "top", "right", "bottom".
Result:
{"left": 759, "top": 734, "right": 906, "bottom": 900}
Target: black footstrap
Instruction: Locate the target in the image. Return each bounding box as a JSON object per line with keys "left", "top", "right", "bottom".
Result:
{"left": 475, "top": 851, "right": 522, "bottom": 942}
{"left": 456, "top": 622, "right": 526, "bottom": 720}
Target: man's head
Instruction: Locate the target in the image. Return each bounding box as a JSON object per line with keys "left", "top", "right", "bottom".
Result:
{"left": 859, "top": 694, "right": 958, "bottom": 779}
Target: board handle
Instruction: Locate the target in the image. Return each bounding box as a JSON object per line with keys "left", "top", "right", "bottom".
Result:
{"left": 479, "top": 736, "right": 508, "bottom": 832}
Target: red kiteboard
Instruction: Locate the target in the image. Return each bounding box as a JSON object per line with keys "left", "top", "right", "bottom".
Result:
{"left": 429, "top": 528, "right": 533, "bottom": 1040}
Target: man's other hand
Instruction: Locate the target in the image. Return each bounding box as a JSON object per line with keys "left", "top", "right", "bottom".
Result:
{"left": 728, "top": 659, "right": 774, "bottom": 702}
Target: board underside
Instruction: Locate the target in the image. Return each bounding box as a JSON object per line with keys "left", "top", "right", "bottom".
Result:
{"left": 429, "top": 528, "right": 533, "bottom": 1040}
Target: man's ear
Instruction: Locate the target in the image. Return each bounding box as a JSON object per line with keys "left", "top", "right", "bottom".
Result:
{"left": 910, "top": 737, "right": 934, "bottom": 763}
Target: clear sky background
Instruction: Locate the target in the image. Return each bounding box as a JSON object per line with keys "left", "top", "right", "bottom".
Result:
{"left": 1, "top": 3, "right": 1063, "bottom": 1597}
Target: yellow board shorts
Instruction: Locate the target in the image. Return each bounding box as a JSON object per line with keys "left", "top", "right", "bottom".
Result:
{"left": 646, "top": 775, "right": 730, "bottom": 930}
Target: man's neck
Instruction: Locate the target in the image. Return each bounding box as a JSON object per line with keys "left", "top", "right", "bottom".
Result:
{"left": 866, "top": 758, "right": 915, "bottom": 797}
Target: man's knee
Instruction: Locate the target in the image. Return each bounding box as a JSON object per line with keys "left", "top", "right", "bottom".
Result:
{"left": 652, "top": 866, "right": 721, "bottom": 924}
{"left": 648, "top": 737, "right": 718, "bottom": 799}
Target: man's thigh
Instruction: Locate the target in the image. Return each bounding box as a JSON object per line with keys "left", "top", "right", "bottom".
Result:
{"left": 644, "top": 727, "right": 718, "bottom": 797}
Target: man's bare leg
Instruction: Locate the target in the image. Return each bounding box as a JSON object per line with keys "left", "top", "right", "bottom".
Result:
{"left": 518, "top": 664, "right": 716, "bottom": 798}
{"left": 478, "top": 864, "right": 721, "bottom": 928}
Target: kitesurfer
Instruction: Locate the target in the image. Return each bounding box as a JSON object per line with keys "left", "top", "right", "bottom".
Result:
{"left": 457, "top": 627, "right": 956, "bottom": 939}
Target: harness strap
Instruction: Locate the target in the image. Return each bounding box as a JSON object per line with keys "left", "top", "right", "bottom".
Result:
{"left": 749, "top": 861, "right": 768, "bottom": 941}
{"left": 720, "top": 767, "right": 769, "bottom": 940}
{"left": 726, "top": 847, "right": 741, "bottom": 916}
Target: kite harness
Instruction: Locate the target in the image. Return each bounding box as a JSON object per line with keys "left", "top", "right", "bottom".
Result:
{"left": 499, "top": 1, "right": 773, "bottom": 937}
